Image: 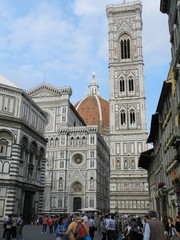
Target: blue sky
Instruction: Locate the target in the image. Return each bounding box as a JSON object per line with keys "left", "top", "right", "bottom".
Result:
{"left": 0, "top": 0, "right": 171, "bottom": 132}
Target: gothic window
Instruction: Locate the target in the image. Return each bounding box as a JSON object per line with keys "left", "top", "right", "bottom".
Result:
{"left": 0, "top": 139, "right": 8, "bottom": 156}
{"left": 60, "top": 160, "right": 64, "bottom": 168}
{"left": 60, "top": 151, "right": 64, "bottom": 159}
{"left": 90, "top": 136, "right": 95, "bottom": 144}
{"left": 3, "top": 162, "right": 9, "bottom": 173}
{"left": 0, "top": 132, "right": 13, "bottom": 157}
{"left": 129, "top": 77, "right": 134, "bottom": 92}
{"left": 70, "top": 137, "right": 74, "bottom": 145}
{"left": 90, "top": 150, "right": 94, "bottom": 158}
{"left": 58, "top": 198, "right": 63, "bottom": 207}
{"left": 120, "top": 79, "right": 125, "bottom": 92}
{"left": 50, "top": 138, "right": 53, "bottom": 147}
{"left": 121, "top": 38, "right": 130, "bottom": 59}
{"left": 60, "top": 136, "right": 65, "bottom": 145}
{"left": 51, "top": 197, "right": 56, "bottom": 208}
{"left": 20, "top": 137, "right": 28, "bottom": 162}
{"left": 62, "top": 106, "right": 66, "bottom": 114}
{"left": 55, "top": 138, "right": 59, "bottom": 146}
{"left": 90, "top": 160, "right": 94, "bottom": 168}
{"left": 82, "top": 136, "right": 86, "bottom": 145}
{"left": 120, "top": 110, "right": 126, "bottom": 125}
{"left": 62, "top": 115, "right": 66, "bottom": 122}
{"left": 76, "top": 137, "right": 80, "bottom": 145}
{"left": 90, "top": 198, "right": 94, "bottom": 207}
{"left": 38, "top": 148, "right": 44, "bottom": 168}
{"left": 130, "top": 110, "right": 136, "bottom": 124}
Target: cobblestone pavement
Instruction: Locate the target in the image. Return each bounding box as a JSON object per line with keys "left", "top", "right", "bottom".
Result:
{"left": 0, "top": 224, "right": 107, "bottom": 240}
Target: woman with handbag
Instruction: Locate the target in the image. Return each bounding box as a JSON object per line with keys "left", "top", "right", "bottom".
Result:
{"left": 165, "top": 217, "right": 180, "bottom": 240}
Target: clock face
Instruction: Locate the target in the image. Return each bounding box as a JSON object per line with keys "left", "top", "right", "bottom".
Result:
{"left": 74, "top": 154, "right": 83, "bottom": 164}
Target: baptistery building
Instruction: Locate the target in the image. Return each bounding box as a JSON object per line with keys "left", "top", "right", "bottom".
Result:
{"left": 0, "top": 75, "right": 47, "bottom": 223}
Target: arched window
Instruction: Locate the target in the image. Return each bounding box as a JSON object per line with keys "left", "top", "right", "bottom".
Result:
{"left": 3, "top": 162, "right": 9, "bottom": 173}
{"left": 120, "top": 79, "right": 125, "bottom": 92}
{"left": 130, "top": 110, "right": 136, "bottom": 124}
{"left": 121, "top": 38, "right": 130, "bottom": 59}
{"left": 120, "top": 110, "right": 126, "bottom": 125}
{"left": 0, "top": 131, "right": 13, "bottom": 157}
{"left": 129, "top": 78, "right": 134, "bottom": 92}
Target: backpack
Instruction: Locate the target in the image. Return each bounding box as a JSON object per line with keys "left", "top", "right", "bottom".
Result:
{"left": 75, "top": 222, "right": 87, "bottom": 239}
{"left": 130, "top": 221, "right": 138, "bottom": 232}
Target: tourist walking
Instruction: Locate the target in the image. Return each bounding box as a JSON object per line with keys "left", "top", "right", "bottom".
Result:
{"left": 11, "top": 214, "right": 18, "bottom": 239}
{"left": 109, "top": 215, "right": 117, "bottom": 240}
{"left": 41, "top": 215, "right": 48, "bottom": 234}
{"left": 88, "top": 215, "right": 96, "bottom": 240}
{"left": 100, "top": 215, "right": 107, "bottom": 240}
{"left": 16, "top": 214, "right": 24, "bottom": 240}
{"left": 144, "top": 210, "right": 165, "bottom": 240}
{"left": 6, "top": 215, "right": 12, "bottom": 240}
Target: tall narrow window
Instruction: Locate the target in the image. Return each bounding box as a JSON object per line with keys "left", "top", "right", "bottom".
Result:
{"left": 129, "top": 78, "right": 134, "bottom": 92}
{"left": 120, "top": 110, "right": 126, "bottom": 125}
{"left": 121, "top": 38, "right": 130, "bottom": 59}
{"left": 120, "top": 79, "right": 125, "bottom": 92}
{"left": 130, "top": 110, "right": 136, "bottom": 124}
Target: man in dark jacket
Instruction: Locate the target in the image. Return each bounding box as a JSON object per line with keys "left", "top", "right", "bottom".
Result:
{"left": 144, "top": 210, "right": 165, "bottom": 240}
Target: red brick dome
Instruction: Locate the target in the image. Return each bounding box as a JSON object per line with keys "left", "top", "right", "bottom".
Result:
{"left": 75, "top": 73, "right": 109, "bottom": 132}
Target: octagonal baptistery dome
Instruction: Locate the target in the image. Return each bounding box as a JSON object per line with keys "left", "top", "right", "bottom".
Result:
{"left": 75, "top": 73, "right": 110, "bottom": 137}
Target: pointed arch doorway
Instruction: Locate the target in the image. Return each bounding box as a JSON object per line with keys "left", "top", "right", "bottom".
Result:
{"left": 73, "top": 197, "right": 81, "bottom": 211}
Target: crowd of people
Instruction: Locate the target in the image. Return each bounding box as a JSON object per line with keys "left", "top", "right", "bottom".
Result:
{"left": 123, "top": 211, "right": 180, "bottom": 240}
{"left": 2, "top": 211, "right": 180, "bottom": 240}
{"left": 2, "top": 214, "right": 24, "bottom": 240}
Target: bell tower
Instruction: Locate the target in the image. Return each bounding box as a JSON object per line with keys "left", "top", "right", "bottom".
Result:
{"left": 106, "top": 1, "right": 149, "bottom": 214}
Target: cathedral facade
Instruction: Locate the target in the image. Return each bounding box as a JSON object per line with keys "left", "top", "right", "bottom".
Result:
{"left": 27, "top": 82, "right": 110, "bottom": 214}
{"left": 106, "top": 1, "right": 149, "bottom": 214}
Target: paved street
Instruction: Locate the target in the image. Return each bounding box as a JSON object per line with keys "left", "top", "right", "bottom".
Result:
{"left": 0, "top": 224, "right": 109, "bottom": 240}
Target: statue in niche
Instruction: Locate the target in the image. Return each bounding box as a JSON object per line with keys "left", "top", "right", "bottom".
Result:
{"left": 124, "top": 160, "right": 128, "bottom": 169}
{"left": 117, "top": 160, "right": 120, "bottom": 168}
{"left": 90, "top": 177, "right": 94, "bottom": 188}
{"left": 131, "top": 160, "right": 135, "bottom": 169}
{"left": 76, "top": 137, "right": 80, "bottom": 145}
{"left": 59, "top": 178, "right": 63, "bottom": 188}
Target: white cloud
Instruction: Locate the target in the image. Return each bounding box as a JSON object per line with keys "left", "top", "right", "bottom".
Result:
{"left": 0, "top": 0, "right": 172, "bottom": 125}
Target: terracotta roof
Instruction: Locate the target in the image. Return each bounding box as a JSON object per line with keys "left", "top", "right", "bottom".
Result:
{"left": 74, "top": 73, "right": 109, "bottom": 129}
{"left": 75, "top": 95, "right": 109, "bottom": 127}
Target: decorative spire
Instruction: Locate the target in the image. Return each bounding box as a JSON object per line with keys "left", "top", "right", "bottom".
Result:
{"left": 87, "top": 72, "right": 100, "bottom": 96}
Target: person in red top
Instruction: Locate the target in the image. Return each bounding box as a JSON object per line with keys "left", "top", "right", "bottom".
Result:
{"left": 48, "top": 216, "right": 54, "bottom": 234}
